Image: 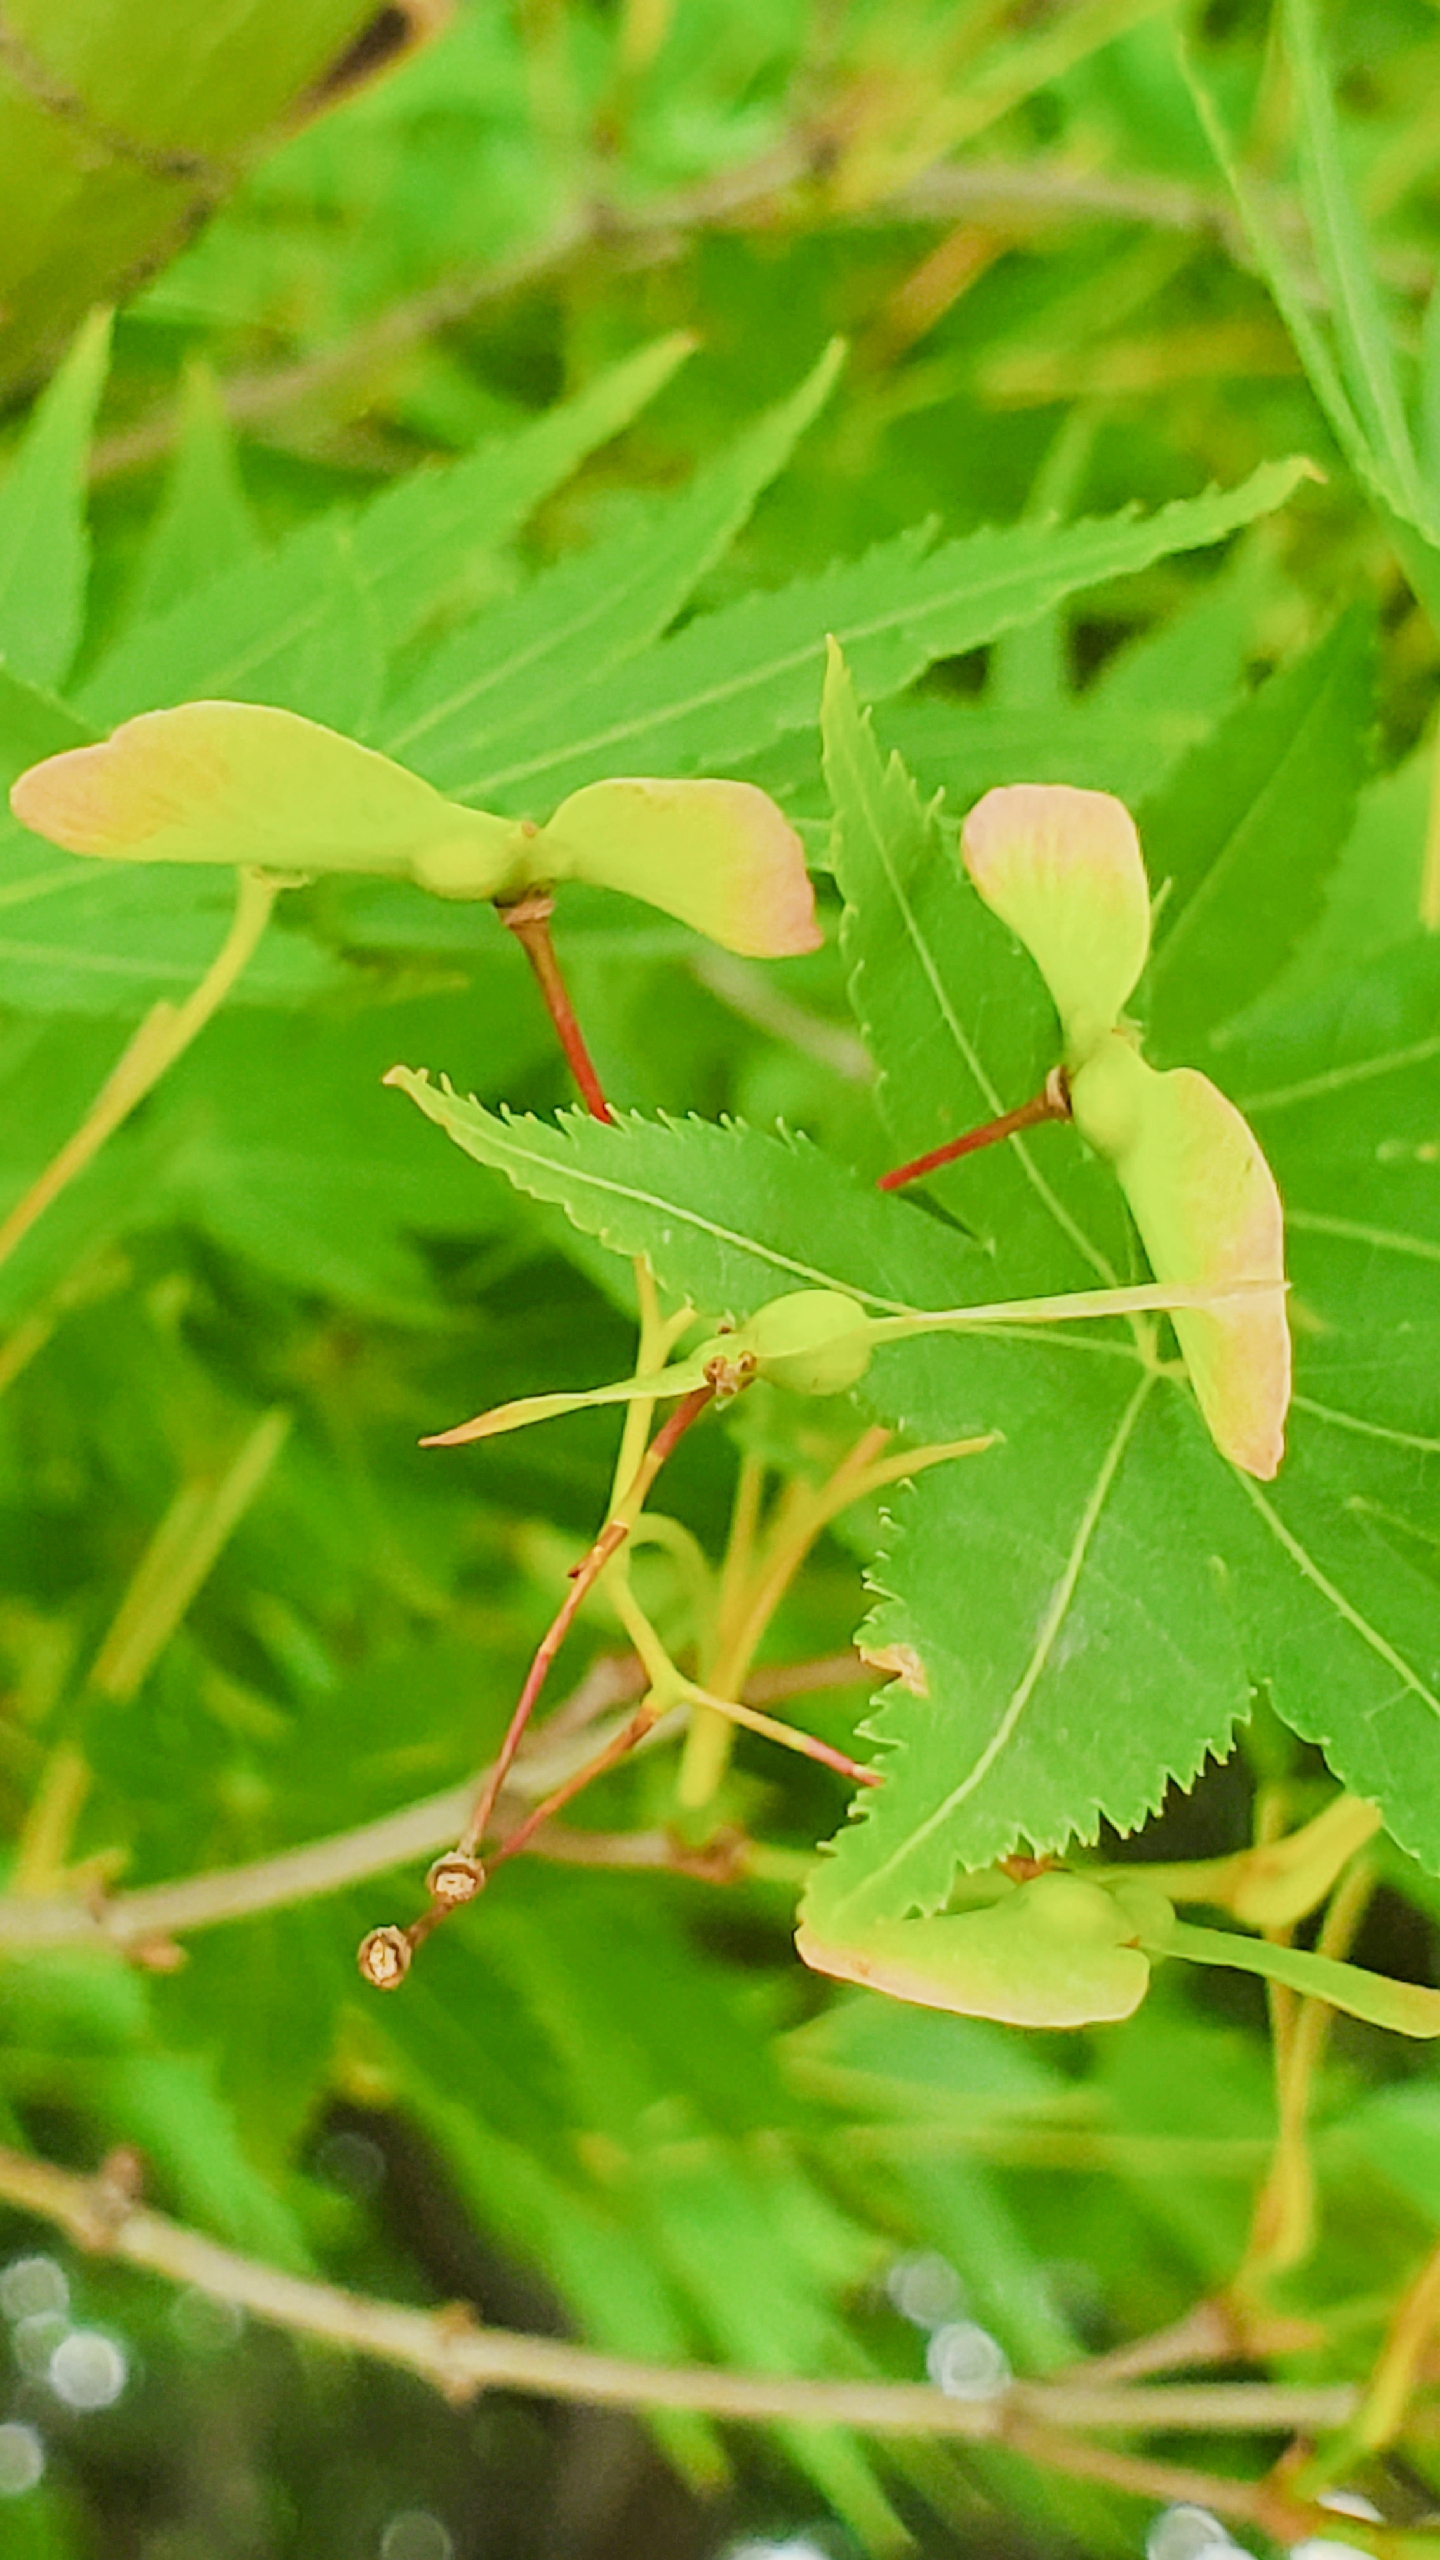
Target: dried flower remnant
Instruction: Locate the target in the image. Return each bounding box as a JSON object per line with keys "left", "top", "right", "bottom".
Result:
{"left": 357, "top": 1926, "right": 413, "bottom": 1990}
{"left": 425, "top": 1853, "right": 485, "bottom": 1907}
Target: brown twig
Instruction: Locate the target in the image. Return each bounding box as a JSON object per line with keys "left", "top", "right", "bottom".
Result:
{"left": 87, "top": 128, "right": 1399, "bottom": 488}
{"left": 879, "top": 1069, "right": 1070, "bottom": 1192}
{"left": 0, "top": 2140, "right": 1360, "bottom": 2467}
{"left": 486, "top": 1701, "right": 661, "bottom": 1874}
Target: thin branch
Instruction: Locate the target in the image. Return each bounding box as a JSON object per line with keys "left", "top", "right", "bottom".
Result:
{"left": 88, "top": 115, "right": 1406, "bottom": 486}
{"left": 0, "top": 1649, "right": 869, "bottom": 1958}
{"left": 997, "top": 2416, "right": 1312, "bottom": 2544}
{"left": 0, "top": 2141, "right": 1360, "bottom": 2459}
{"left": 878, "top": 1071, "right": 1070, "bottom": 1193}
{"left": 457, "top": 1519, "right": 630, "bottom": 1858}
{"left": 1057, "top": 2296, "right": 1325, "bottom": 2386}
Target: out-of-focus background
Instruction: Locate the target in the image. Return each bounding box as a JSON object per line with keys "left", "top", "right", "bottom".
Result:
{"left": 2, "top": 3, "right": 1440, "bottom": 2556}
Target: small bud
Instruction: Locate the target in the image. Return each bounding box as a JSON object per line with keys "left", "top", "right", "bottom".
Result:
{"left": 357, "top": 1926, "right": 413, "bottom": 1990}
{"left": 426, "top": 1852, "right": 485, "bottom": 1907}
{"left": 702, "top": 1347, "right": 759, "bottom": 1402}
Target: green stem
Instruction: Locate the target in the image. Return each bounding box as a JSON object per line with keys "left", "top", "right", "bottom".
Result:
{"left": 867, "top": 1276, "right": 1282, "bottom": 1345}
{"left": 1158, "top": 1917, "right": 1440, "bottom": 2038}
{"left": 0, "top": 867, "right": 280, "bottom": 1276}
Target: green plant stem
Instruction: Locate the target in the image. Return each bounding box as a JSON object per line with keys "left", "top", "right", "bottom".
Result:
{"left": 0, "top": 868, "right": 280, "bottom": 1276}
{"left": 1244, "top": 1856, "right": 1376, "bottom": 2281}
{"left": 866, "top": 1275, "right": 1282, "bottom": 1344}
{"left": 675, "top": 1449, "right": 767, "bottom": 1806}
{"left": 1159, "top": 1916, "right": 1440, "bottom": 2037}
{"left": 1097, "top": 1794, "right": 1383, "bottom": 1929}
{"left": 678, "top": 1428, "right": 992, "bottom": 1810}
{"left": 1358, "top": 2235, "right": 1440, "bottom": 2449}
{"left": 679, "top": 1681, "right": 882, "bottom": 1788}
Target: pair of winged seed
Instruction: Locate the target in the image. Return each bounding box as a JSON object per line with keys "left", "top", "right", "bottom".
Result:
{"left": 9, "top": 700, "right": 1289, "bottom": 1477}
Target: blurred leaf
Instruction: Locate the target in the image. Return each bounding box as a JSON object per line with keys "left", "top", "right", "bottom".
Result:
{"left": 0, "top": 311, "right": 111, "bottom": 689}
{"left": 382, "top": 339, "right": 848, "bottom": 789}
{"left": 77, "top": 517, "right": 384, "bottom": 732}
{"left": 1142, "top": 603, "right": 1376, "bottom": 1054}
{"left": 424, "top": 458, "right": 1313, "bottom": 811}
{"left": 352, "top": 329, "right": 696, "bottom": 647}
{"left": 125, "top": 362, "right": 263, "bottom": 627}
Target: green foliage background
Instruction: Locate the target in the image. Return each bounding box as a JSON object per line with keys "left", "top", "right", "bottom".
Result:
{"left": 2, "top": 1, "right": 1440, "bottom": 2554}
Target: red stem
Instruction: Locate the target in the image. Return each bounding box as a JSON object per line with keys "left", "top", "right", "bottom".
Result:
{"left": 486, "top": 1705, "right": 660, "bottom": 1873}
{"left": 459, "top": 1519, "right": 630, "bottom": 1856}
{"left": 457, "top": 1384, "right": 719, "bottom": 1861}
{"left": 500, "top": 892, "right": 613, "bottom": 1124}
{"left": 617, "top": 1382, "right": 717, "bottom": 1516}
{"left": 878, "top": 1071, "right": 1070, "bottom": 1192}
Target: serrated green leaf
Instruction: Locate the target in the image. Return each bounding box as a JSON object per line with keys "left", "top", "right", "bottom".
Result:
{"left": 77, "top": 517, "right": 384, "bottom": 734}
{"left": 352, "top": 329, "right": 695, "bottom": 646}
{"left": 420, "top": 457, "right": 1311, "bottom": 811}
{"left": 394, "top": 718, "right": 1440, "bottom": 1896}
{"left": 386, "top": 1074, "right": 1259, "bottom": 1882}
{"left": 0, "top": 309, "right": 111, "bottom": 689}
{"left": 1142, "top": 604, "right": 1376, "bottom": 1055}
{"left": 1281, "top": 0, "right": 1427, "bottom": 529}
{"left": 814, "top": 1367, "right": 1251, "bottom": 1913}
{"left": 126, "top": 361, "right": 262, "bottom": 628}
{"left": 383, "top": 1076, "right": 978, "bottom": 1322}
{"left": 846, "top": 546, "right": 1279, "bottom": 956}
{"left": 1222, "top": 938, "right": 1440, "bottom": 1865}
{"left": 822, "top": 647, "right": 1129, "bottom": 1295}
{"left": 1275, "top": 746, "right": 1429, "bottom": 1000}
{"left": 381, "top": 340, "right": 847, "bottom": 787}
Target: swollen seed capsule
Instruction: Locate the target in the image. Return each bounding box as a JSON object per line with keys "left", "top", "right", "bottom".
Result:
{"left": 357, "top": 1926, "right": 412, "bottom": 1990}
{"left": 737, "top": 1291, "right": 873, "bottom": 1397}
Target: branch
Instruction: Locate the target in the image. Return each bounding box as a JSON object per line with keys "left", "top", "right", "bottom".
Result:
{"left": 88, "top": 125, "right": 1401, "bottom": 482}
{"left": 0, "top": 1652, "right": 870, "bottom": 1955}
{"left": 0, "top": 2140, "right": 1359, "bottom": 2468}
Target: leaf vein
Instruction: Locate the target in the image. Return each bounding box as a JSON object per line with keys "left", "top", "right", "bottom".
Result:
{"left": 863, "top": 1374, "right": 1153, "bottom": 1894}
{"left": 1239, "top": 1476, "right": 1440, "bottom": 1722}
